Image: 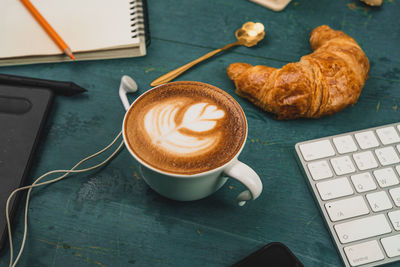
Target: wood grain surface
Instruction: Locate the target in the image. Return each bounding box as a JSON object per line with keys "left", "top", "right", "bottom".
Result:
{"left": 0, "top": 0, "right": 399, "bottom": 266}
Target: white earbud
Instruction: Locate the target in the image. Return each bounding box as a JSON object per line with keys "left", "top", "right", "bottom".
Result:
{"left": 119, "top": 75, "right": 138, "bottom": 111}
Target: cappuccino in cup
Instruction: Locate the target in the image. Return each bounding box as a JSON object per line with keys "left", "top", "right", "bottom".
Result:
{"left": 124, "top": 81, "right": 246, "bottom": 174}
{"left": 122, "top": 81, "right": 262, "bottom": 204}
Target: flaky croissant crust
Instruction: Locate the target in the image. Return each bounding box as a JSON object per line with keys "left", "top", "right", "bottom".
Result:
{"left": 227, "top": 25, "right": 370, "bottom": 119}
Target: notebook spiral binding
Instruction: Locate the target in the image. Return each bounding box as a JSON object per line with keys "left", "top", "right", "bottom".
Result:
{"left": 129, "top": 0, "right": 151, "bottom": 47}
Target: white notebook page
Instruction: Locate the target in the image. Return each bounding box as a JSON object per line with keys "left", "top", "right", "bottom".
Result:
{"left": 0, "top": 0, "right": 139, "bottom": 58}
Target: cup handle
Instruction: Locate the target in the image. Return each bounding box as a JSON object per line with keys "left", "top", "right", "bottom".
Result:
{"left": 223, "top": 159, "right": 263, "bottom": 206}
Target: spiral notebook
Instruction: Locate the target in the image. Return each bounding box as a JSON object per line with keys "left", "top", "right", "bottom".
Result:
{"left": 0, "top": 0, "right": 150, "bottom": 66}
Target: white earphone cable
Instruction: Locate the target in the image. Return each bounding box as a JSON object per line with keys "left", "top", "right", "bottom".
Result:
{"left": 6, "top": 131, "right": 124, "bottom": 267}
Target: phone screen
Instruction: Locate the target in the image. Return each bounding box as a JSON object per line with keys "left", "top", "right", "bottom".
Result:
{"left": 232, "top": 242, "right": 304, "bottom": 267}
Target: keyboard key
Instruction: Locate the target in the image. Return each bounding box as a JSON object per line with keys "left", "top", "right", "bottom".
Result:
{"left": 381, "top": 234, "right": 400, "bottom": 258}
{"left": 299, "top": 140, "right": 335, "bottom": 161}
{"left": 375, "top": 146, "right": 400, "bottom": 166}
{"left": 376, "top": 126, "right": 400, "bottom": 145}
{"left": 373, "top": 168, "right": 399, "bottom": 188}
{"left": 331, "top": 156, "right": 356, "bottom": 175}
{"left": 334, "top": 214, "right": 391, "bottom": 244}
{"left": 366, "top": 191, "right": 393, "bottom": 212}
{"left": 351, "top": 172, "right": 377, "bottom": 193}
{"left": 344, "top": 240, "right": 384, "bottom": 266}
{"left": 355, "top": 131, "right": 379, "bottom": 149}
{"left": 325, "top": 196, "right": 369, "bottom": 222}
{"left": 316, "top": 177, "right": 353, "bottom": 200}
{"left": 307, "top": 160, "right": 333, "bottom": 181}
{"left": 353, "top": 151, "right": 378, "bottom": 171}
{"left": 389, "top": 187, "right": 400, "bottom": 206}
{"left": 333, "top": 135, "right": 357, "bottom": 154}
{"left": 388, "top": 210, "right": 400, "bottom": 230}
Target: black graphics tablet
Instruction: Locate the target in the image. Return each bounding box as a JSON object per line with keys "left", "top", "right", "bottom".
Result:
{"left": 0, "top": 84, "right": 53, "bottom": 251}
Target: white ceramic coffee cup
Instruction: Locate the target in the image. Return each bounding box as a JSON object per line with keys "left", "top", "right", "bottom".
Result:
{"left": 120, "top": 81, "right": 262, "bottom": 206}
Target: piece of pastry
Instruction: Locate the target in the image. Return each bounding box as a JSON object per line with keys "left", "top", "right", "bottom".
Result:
{"left": 361, "top": 0, "right": 383, "bottom": 6}
{"left": 227, "top": 25, "right": 370, "bottom": 119}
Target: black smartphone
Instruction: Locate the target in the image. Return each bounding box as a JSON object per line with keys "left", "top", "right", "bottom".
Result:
{"left": 232, "top": 242, "right": 304, "bottom": 267}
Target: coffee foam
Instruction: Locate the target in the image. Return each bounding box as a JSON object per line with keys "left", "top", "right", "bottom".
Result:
{"left": 124, "top": 82, "right": 246, "bottom": 175}
{"left": 144, "top": 100, "right": 225, "bottom": 155}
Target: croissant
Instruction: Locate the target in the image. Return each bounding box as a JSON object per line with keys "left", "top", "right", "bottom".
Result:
{"left": 227, "top": 25, "right": 370, "bottom": 119}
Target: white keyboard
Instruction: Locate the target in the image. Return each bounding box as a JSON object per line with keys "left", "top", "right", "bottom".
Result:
{"left": 295, "top": 122, "right": 400, "bottom": 267}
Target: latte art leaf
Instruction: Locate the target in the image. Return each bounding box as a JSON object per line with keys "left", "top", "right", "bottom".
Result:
{"left": 181, "top": 103, "right": 225, "bottom": 132}
{"left": 144, "top": 101, "right": 225, "bottom": 155}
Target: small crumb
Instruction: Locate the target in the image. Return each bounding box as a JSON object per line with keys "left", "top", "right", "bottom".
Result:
{"left": 196, "top": 229, "right": 201, "bottom": 235}
{"left": 255, "top": 138, "right": 259, "bottom": 142}
{"left": 228, "top": 185, "right": 234, "bottom": 190}
{"left": 262, "top": 141, "right": 266, "bottom": 145}
{"left": 133, "top": 171, "right": 140, "bottom": 180}
{"left": 145, "top": 67, "right": 155, "bottom": 73}
{"left": 347, "top": 2, "right": 356, "bottom": 10}
{"left": 376, "top": 101, "right": 380, "bottom": 111}
{"left": 293, "top": 1, "right": 299, "bottom": 6}
{"left": 250, "top": 139, "right": 255, "bottom": 143}
{"left": 393, "top": 105, "right": 397, "bottom": 111}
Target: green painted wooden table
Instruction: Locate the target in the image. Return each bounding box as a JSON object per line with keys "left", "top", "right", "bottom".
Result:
{"left": 1, "top": 0, "right": 400, "bottom": 266}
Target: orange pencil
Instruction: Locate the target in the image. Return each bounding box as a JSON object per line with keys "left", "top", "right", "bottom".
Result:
{"left": 20, "top": 0, "right": 75, "bottom": 60}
